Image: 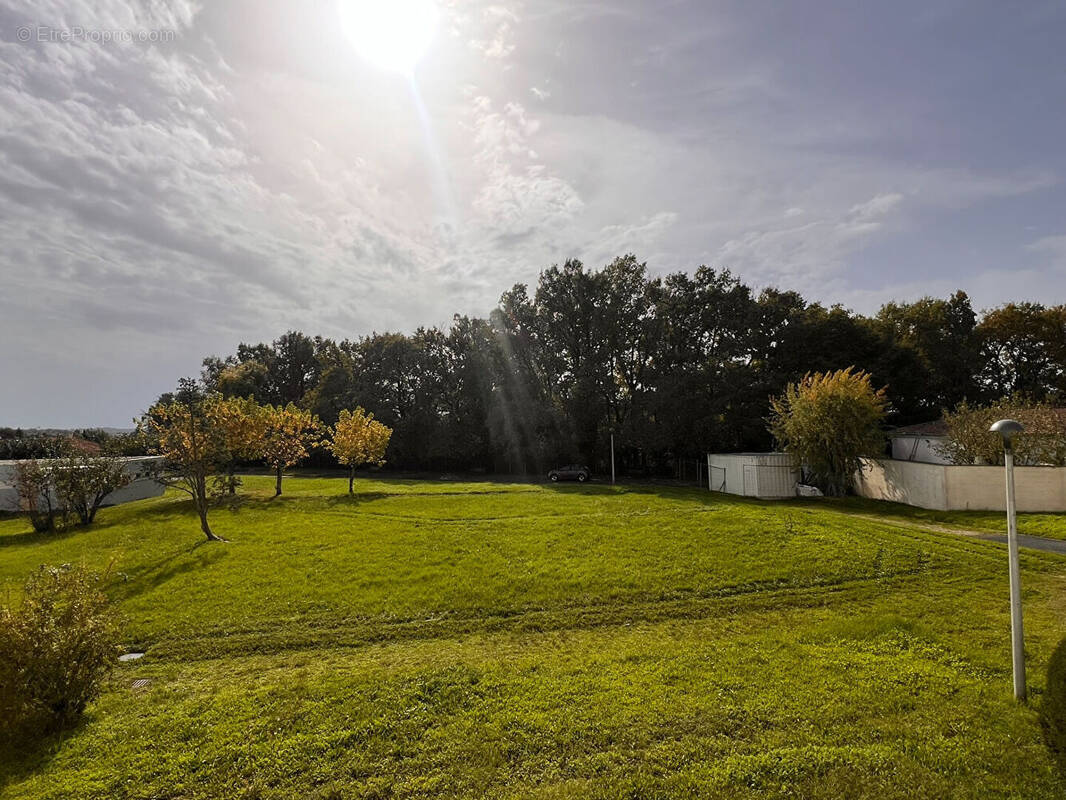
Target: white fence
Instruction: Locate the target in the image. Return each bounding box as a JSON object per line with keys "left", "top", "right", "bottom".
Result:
{"left": 0, "top": 456, "right": 165, "bottom": 513}
{"left": 854, "top": 458, "right": 1066, "bottom": 512}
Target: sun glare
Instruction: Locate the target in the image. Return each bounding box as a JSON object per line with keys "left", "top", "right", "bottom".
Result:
{"left": 338, "top": 0, "right": 440, "bottom": 75}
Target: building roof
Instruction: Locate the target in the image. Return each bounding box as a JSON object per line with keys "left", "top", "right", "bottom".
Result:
{"left": 69, "top": 436, "right": 104, "bottom": 454}
{"left": 890, "top": 420, "right": 949, "bottom": 437}
{"left": 891, "top": 408, "right": 1066, "bottom": 438}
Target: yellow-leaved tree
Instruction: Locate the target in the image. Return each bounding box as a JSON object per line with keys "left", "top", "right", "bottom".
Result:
{"left": 140, "top": 388, "right": 233, "bottom": 541}
{"left": 260, "top": 403, "right": 323, "bottom": 496}
{"left": 210, "top": 395, "right": 268, "bottom": 495}
{"left": 768, "top": 367, "right": 887, "bottom": 497}
{"left": 328, "top": 408, "right": 393, "bottom": 493}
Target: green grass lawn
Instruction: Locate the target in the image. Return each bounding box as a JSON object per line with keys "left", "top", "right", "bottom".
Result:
{"left": 1, "top": 476, "right": 1065, "bottom": 799}
{"left": 804, "top": 496, "right": 1066, "bottom": 541}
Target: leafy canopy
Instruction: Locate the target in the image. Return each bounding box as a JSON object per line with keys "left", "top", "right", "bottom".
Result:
{"left": 260, "top": 403, "right": 324, "bottom": 471}
{"left": 329, "top": 408, "right": 392, "bottom": 469}
{"left": 940, "top": 397, "right": 1066, "bottom": 466}
{"left": 769, "top": 367, "right": 887, "bottom": 496}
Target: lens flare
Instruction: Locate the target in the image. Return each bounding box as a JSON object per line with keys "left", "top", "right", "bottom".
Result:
{"left": 338, "top": 0, "right": 440, "bottom": 75}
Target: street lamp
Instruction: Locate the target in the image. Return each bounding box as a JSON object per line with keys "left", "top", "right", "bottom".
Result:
{"left": 990, "top": 418, "right": 1025, "bottom": 701}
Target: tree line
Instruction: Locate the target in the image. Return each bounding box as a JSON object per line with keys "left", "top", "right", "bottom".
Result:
{"left": 166, "top": 255, "right": 1062, "bottom": 476}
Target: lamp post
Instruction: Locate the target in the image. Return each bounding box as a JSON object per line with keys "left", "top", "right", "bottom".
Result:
{"left": 610, "top": 433, "right": 616, "bottom": 485}
{"left": 990, "top": 418, "right": 1026, "bottom": 702}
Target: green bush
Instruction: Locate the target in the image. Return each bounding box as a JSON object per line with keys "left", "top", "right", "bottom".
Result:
{"left": 13, "top": 459, "right": 61, "bottom": 532}
{"left": 768, "top": 367, "right": 888, "bottom": 496}
{"left": 0, "top": 565, "right": 120, "bottom": 739}
{"left": 1045, "top": 636, "right": 1066, "bottom": 775}
{"left": 52, "top": 453, "right": 132, "bottom": 526}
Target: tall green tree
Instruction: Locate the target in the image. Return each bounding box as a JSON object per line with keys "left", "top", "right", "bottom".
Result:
{"left": 876, "top": 291, "right": 981, "bottom": 413}
{"left": 978, "top": 303, "right": 1066, "bottom": 400}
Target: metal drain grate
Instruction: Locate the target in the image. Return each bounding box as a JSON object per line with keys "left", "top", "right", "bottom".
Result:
{"left": 131, "top": 679, "right": 151, "bottom": 689}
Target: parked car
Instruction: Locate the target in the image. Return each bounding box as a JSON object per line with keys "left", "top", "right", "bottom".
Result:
{"left": 548, "top": 464, "right": 590, "bottom": 482}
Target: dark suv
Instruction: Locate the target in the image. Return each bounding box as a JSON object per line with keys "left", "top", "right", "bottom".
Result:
{"left": 548, "top": 464, "right": 590, "bottom": 483}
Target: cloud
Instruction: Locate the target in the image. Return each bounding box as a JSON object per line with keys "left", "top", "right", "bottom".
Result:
{"left": 716, "top": 193, "right": 903, "bottom": 286}
{"left": 1, "top": 0, "right": 1064, "bottom": 426}
{"left": 1027, "top": 235, "right": 1066, "bottom": 260}
{"left": 466, "top": 3, "right": 520, "bottom": 60}
{"left": 464, "top": 95, "right": 584, "bottom": 240}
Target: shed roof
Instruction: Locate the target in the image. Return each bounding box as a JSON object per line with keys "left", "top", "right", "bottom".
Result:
{"left": 889, "top": 420, "right": 949, "bottom": 437}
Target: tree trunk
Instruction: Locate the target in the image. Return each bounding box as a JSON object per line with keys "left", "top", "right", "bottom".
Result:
{"left": 228, "top": 464, "right": 237, "bottom": 495}
{"left": 348, "top": 465, "right": 355, "bottom": 494}
{"left": 196, "top": 496, "right": 223, "bottom": 542}
{"left": 275, "top": 466, "right": 283, "bottom": 497}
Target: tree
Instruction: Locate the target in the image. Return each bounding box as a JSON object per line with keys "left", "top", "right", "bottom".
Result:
{"left": 939, "top": 398, "right": 1066, "bottom": 466}
{"left": 159, "top": 258, "right": 1064, "bottom": 480}
{"left": 209, "top": 395, "right": 268, "bottom": 495}
{"left": 139, "top": 385, "right": 231, "bottom": 541}
{"left": 51, "top": 453, "right": 132, "bottom": 526}
{"left": 328, "top": 408, "right": 393, "bottom": 493}
{"left": 260, "top": 403, "right": 323, "bottom": 496}
{"left": 876, "top": 291, "right": 981, "bottom": 413}
{"left": 768, "top": 367, "right": 888, "bottom": 496}
{"left": 215, "top": 360, "right": 271, "bottom": 400}
{"left": 978, "top": 303, "right": 1066, "bottom": 400}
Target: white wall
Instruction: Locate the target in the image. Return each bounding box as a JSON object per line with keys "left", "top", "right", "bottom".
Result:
{"left": 0, "top": 456, "right": 164, "bottom": 513}
{"left": 853, "top": 459, "right": 949, "bottom": 510}
{"left": 855, "top": 458, "right": 1066, "bottom": 512}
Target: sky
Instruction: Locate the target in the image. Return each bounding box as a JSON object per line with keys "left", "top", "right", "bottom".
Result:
{"left": 1, "top": 0, "right": 1064, "bottom": 428}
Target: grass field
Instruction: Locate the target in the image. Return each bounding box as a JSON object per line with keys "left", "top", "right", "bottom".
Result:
{"left": 809, "top": 496, "right": 1066, "bottom": 541}
{"left": 1, "top": 476, "right": 1065, "bottom": 799}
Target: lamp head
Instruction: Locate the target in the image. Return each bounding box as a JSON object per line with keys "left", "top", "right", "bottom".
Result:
{"left": 989, "top": 419, "right": 1024, "bottom": 442}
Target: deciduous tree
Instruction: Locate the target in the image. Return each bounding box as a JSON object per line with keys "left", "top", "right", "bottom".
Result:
{"left": 14, "top": 460, "right": 60, "bottom": 533}
{"left": 139, "top": 384, "right": 231, "bottom": 541}
{"left": 328, "top": 408, "right": 393, "bottom": 493}
{"left": 940, "top": 398, "right": 1066, "bottom": 466}
{"left": 769, "top": 367, "right": 888, "bottom": 496}
{"left": 261, "top": 404, "right": 323, "bottom": 496}
{"left": 209, "top": 395, "right": 268, "bottom": 495}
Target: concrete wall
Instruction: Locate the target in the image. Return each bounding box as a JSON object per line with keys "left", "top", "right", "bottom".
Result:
{"left": 889, "top": 435, "right": 952, "bottom": 465}
{"left": 855, "top": 458, "right": 1066, "bottom": 512}
{"left": 707, "top": 453, "right": 800, "bottom": 499}
{"left": 854, "top": 459, "right": 949, "bottom": 510}
{"left": 0, "top": 456, "right": 165, "bottom": 513}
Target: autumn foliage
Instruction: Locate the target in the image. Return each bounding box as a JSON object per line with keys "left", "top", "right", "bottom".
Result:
{"left": 940, "top": 398, "right": 1066, "bottom": 466}
{"left": 141, "top": 392, "right": 234, "bottom": 540}
{"left": 260, "top": 403, "right": 324, "bottom": 496}
{"left": 769, "top": 367, "right": 888, "bottom": 496}
{"left": 328, "top": 408, "right": 392, "bottom": 493}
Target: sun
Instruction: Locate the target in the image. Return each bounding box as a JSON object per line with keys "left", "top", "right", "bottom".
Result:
{"left": 338, "top": 0, "right": 440, "bottom": 75}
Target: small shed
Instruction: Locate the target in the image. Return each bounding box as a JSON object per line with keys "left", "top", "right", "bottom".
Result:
{"left": 706, "top": 452, "right": 800, "bottom": 499}
{"left": 888, "top": 420, "right": 952, "bottom": 464}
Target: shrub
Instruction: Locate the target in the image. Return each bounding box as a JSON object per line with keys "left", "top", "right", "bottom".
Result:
{"left": 14, "top": 459, "right": 61, "bottom": 532}
{"left": 768, "top": 367, "right": 888, "bottom": 496}
{"left": 1045, "top": 637, "right": 1066, "bottom": 775}
{"left": 52, "top": 453, "right": 133, "bottom": 526}
{"left": 939, "top": 398, "right": 1066, "bottom": 466}
{"left": 0, "top": 565, "right": 120, "bottom": 739}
